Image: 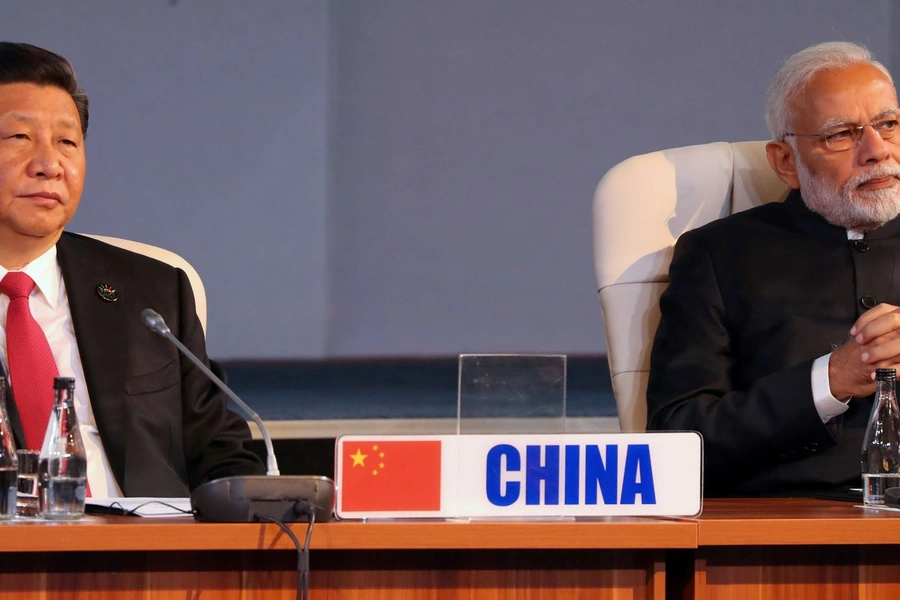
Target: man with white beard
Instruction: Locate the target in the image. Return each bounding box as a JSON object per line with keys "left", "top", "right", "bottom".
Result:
{"left": 646, "top": 41, "right": 900, "bottom": 496}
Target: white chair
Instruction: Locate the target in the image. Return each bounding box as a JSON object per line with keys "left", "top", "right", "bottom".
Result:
{"left": 592, "top": 141, "right": 790, "bottom": 432}
{"left": 81, "top": 234, "right": 208, "bottom": 335}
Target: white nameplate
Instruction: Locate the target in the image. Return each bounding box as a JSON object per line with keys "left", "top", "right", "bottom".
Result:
{"left": 335, "top": 432, "right": 702, "bottom": 519}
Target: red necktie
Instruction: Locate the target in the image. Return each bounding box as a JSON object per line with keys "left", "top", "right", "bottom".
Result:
{"left": 0, "top": 272, "right": 58, "bottom": 450}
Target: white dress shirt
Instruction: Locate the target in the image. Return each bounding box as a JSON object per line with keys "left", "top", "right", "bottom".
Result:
{"left": 0, "top": 246, "right": 122, "bottom": 497}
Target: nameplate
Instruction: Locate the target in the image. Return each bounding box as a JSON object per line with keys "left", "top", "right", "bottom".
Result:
{"left": 335, "top": 432, "right": 702, "bottom": 519}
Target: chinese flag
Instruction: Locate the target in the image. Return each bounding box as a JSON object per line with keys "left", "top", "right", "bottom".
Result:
{"left": 340, "top": 440, "right": 442, "bottom": 512}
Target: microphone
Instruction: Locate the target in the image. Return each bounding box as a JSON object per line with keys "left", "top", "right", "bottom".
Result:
{"left": 142, "top": 308, "right": 278, "bottom": 475}
{"left": 140, "top": 308, "right": 334, "bottom": 522}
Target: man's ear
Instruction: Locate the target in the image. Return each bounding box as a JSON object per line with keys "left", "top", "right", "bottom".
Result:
{"left": 766, "top": 140, "right": 801, "bottom": 189}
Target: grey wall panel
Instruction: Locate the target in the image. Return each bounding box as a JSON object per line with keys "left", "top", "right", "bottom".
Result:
{"left": 0, "top": 1, "right": 330, "bottom": 358}
{"left": 327, "top": 0, "right": 895, "bottom": 356}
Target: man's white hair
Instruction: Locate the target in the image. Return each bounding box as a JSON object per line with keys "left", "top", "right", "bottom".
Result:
{"left": 765, "top": 41, "right": 893, "bottom": 141}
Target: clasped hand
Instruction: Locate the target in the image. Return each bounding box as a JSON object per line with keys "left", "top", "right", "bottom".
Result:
{"left": 830, "top": 303, "right": 900, "bottom": 399}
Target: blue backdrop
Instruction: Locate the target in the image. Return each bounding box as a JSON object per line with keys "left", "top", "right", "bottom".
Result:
{"left": 1, "top": 1, "right": 895, "bottom": 359}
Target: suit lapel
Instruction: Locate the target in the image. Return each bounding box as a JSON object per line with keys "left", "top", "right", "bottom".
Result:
{"left": 1, "top": 361, "right": 26, "bottom": 450}
{"left": 56, "top": 233, "right": 129, "bottom": 488}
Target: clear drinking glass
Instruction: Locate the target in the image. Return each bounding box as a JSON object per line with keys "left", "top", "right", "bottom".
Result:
{"left": 15, "top": 450, "right": 39, "bottom": 518}
{"left": 0, "top": 376, "right": 17, "bottom": 520}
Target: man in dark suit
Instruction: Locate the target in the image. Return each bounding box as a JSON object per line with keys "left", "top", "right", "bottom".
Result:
{"left": 0, "top": 42, "right": 263, "bottom": 496}
{"left": 647, "top": 41, "right": 900, "bottom": 496}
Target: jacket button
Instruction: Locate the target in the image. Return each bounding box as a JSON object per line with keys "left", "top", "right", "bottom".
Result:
{"left": 853, "top": 240, "right": 869, "bottom": 252}
{"left": 861, "top": 295, "right": 876, "bottom": 309}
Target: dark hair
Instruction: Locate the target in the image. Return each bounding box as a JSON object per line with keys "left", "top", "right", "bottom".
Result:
{"left": 0, "top": 42, "right": 88, "bottom": 136}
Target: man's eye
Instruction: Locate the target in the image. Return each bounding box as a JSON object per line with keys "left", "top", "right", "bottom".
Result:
{"left": 6, "top": 133, "right": 28, "bottom": 140}
{"left": 60, "top": 139, "right": 77, "bottom": 147}
{"left": 825, "top": 129, "right": 853, "bottom": 142}
{"left": 877, "top": 119, "right": 900, "bottom": 133}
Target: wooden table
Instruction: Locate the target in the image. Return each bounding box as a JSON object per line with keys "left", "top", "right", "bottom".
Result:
{"left": 0, "top": 515, "right": 695, "bottom": 599}
{"left": 6, "top": 499, "right": 900, "bottom": 599}
{"left": 681, "top": 497, "right": 900, "bottom": 599}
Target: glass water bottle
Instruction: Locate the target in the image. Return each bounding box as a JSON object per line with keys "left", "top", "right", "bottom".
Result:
{"left": 0, "top": 376, "right": 17, "bottom": 519}
{"left": 861, "top": 368, "right": 900, "bottom": 506}
{"left": 39, "top": 377, "right": 87, "bottom": 520}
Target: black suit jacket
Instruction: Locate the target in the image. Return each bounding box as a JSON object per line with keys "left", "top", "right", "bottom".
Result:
{"left": 3, "top": 232, "right": 264, "bottom": 496}
{"left": 647, "top": 189, "right": 900, "bottom": 496}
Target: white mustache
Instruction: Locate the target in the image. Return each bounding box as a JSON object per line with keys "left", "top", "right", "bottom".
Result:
{"left": 848, "top": 166, "right": 900, "bottom": 189}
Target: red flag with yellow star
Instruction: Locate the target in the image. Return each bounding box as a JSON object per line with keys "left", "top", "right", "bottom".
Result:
{"left": 339, "top": 439, "right": 442, "bottom": 512}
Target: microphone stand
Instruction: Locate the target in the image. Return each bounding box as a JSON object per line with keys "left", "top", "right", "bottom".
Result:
{"left": 141, "top": 309, "right": 334, "bottom": 523}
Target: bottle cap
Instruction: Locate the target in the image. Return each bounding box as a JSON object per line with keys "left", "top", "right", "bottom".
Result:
{"left": 53, "top": 377, "right": 75, "bottom": 390}
{"left": 876, "top": 368, "right": 897, "bottom": 381}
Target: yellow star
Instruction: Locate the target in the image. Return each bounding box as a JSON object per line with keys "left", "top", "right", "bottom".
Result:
{"left": 350, "top": 449, "right": 368, "bottom": 467}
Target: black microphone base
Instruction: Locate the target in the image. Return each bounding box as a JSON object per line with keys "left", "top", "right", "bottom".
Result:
{"left": 190, "top": 475, "right": 335, "bottom": 523}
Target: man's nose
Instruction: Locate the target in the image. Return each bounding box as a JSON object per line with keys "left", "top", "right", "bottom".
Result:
{"left": 26, "top": 141, "right": 64, "bottom": 179}
{"left": 857, "top": 124, "right": 893, "bottom": 164}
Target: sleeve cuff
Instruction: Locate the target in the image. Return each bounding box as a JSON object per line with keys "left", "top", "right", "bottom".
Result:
{"left": 811, "top": 353, "right": 851, "bottom": 423}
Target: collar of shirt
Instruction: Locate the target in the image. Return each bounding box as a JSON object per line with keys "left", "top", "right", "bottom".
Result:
{"left": 0, "top": 245, "right": 60, "bottom": 309}
{"left": 847, "top": 229, "right": 865, "bottom": 240}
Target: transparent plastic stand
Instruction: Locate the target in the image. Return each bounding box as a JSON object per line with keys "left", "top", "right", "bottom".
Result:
{"left": 336, "top": 354, "right": 699, "bottom": 521}
{"left": 456, "top": 354, "right": 567, "bottom": 434}
{"left": 455, "top": 354, "right": 571, "bottom": 521}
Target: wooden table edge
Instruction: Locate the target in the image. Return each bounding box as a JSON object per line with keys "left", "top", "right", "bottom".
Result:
{"left": 0, "top": 517, "right": 699, "bottom": 552}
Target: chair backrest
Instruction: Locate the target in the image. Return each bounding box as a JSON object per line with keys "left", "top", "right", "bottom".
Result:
{"left": 592, "top": 141, "right": 790, "bottom": 431}
{"left": 81, "top": 234, "right": 208, "bottom": 335}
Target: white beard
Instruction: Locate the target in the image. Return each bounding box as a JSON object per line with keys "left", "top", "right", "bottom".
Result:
{"left": 796, "top": 158, "right": 900, "bottom": 230}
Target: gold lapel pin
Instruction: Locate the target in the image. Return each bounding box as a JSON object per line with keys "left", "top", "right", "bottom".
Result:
{"left": 96, "top": 284, "right": 118, "bottom": 302}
